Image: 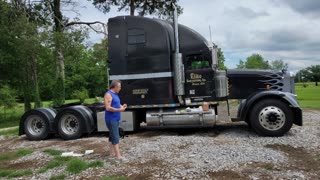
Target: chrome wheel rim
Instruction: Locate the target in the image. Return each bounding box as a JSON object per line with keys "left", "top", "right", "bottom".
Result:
{"left": 26, "top": 115, "right": 45, "bottom": 136}
{"left": 259, "top": 106, "right": 285, "bottom": 131}
{"left": 60, "top": 114, "right": 79, "bottom": 135}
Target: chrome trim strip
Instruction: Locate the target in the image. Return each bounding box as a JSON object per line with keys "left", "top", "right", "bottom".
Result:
{"left": 110, "top": 72, "right": 173, "bottom": 80}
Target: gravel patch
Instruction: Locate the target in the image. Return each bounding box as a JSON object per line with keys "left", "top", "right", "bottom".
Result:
{"left": 126, "top": 135, "right": 287, "bottom": 172}
{"left": 11, "top": 151, "right": 53, "bottom": 165}
{"left": 32, "top": 167, "right": 66, "bottom": 180}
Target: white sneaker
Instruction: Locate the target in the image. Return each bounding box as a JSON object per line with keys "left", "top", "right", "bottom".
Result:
{"left": 116, "top": 156, "right": 129, "bottom": 163}
{"left": 108, "top": 156, "right": 116, "bottom": 160}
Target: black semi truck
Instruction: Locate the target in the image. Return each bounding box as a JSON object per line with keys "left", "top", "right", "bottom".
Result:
{"left": 19, "top": 9, "right": 302, "bottom": 140}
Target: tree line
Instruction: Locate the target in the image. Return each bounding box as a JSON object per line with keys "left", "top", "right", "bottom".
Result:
{"left": 236, "top": 54, "right": 288, "bottom": 70}
{"left": 236, "top": 54, "right": 320, "bottom": 86}
{"left": 295, "top": 65, "right": 320, "bottom": 86}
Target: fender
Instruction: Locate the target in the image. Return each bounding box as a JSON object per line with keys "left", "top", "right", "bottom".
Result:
{"left": 54, "top": 105, "right": 96, "bottom": 134}
{"left": 238, "top": 90, "right": 302, "bottom": 126}
{"left": 19, "top": 107, "right": 57, "bottom": 136}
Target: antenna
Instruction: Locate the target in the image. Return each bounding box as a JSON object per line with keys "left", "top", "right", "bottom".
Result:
{"left": 209, "top": 25, "right": 213, "bottom": 44}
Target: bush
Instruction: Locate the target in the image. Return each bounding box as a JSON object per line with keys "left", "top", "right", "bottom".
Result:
{"left": 0, "top": 85, "right": 16, "bottom": 108}
{"left": 71, "top": 88, "right": 89, "bottom": 103}
{"left": 95, "top": 96, "right": 103, "bottom": 103}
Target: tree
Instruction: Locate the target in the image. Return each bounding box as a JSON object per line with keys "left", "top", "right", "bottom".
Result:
{"left": 92, "top": 0, "right": 183, "bottom": 17}
{"left": 64, "top": 39, "right": 108, "bottom": 99}
{"left": 237, "top": 60, "right": 245, "bottom": 69}
{"left": 245, "top": 54, "right": 270, "bottom": 69}
{"left": 29, "top": 0, "right": 107, "bottom": 106}
{"left": 71, "top": 88, "right": 89, "bottom": 103}
{"left": 270, "top": 59, "right": 288, "bottom": 70}
{"left": 236, "top": 54, "right": 270, "bottom": 69}
{"left": 0, "top": 85, "right": 16, "bottom": 118}
{"left": 0, "top": 0, "right": 42, "bottom": 111}
{"left": 295, "top": 69, "right": 310, "bottom": 83}
{"left": 217, "top": 48, "right": 227, "bottom": 70}
{"left": 1, "top": 0, "right": 108, "bottom": 110}
{"left": 306, "top": 65, "right": 320, "bottom": 86}
{"left": 90, "top": 39, "right": 109, "bottom": 95}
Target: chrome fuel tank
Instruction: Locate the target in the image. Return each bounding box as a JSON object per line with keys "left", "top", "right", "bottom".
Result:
{"left": 146, "top": 108, "right": 216, "bottom": 127}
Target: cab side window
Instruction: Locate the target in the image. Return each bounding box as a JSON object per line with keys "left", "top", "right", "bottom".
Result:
{"left": 186, "top": 54, "right": 210, "bottom": 70}
{"left": 127, "top": 28, "right": 145, "bottom": 44}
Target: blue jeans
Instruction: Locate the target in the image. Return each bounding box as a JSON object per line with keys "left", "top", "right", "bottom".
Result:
{"left": 106, "top": 120, "right": 120, "bottom": 145}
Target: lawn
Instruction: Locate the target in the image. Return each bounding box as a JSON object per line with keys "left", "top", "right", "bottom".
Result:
{"left": 295, "top": 82, "right": 320, "bottom": 109}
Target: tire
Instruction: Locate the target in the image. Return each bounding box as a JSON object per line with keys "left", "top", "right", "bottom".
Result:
{"left": 56, "top": 110, "right": 84, "bottom": 140}
{"left": 249, "top": 99, "right": 293, "bottom": 137}
{"left": 245, "top": 120, "right": 252, "bottom": 128}
{"left": 23, "top": 112, "right": 50, "bottom": 141}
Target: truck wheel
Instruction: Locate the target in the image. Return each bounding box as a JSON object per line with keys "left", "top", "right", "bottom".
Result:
{"left": 24, "top": 114, "right": 50, "bottom": 140}
{"left": 57, "top": 111, "right": 84, "bottom": 140}
{"left": 249, "top": 99, "right": 293, "bottom": 137}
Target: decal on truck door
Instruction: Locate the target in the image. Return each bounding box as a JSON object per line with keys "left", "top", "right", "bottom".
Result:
{"left": 186, "top": 73, "right": 207, "bottom": 86}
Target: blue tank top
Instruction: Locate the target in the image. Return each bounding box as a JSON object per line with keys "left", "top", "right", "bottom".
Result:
{"left": 105, "top": 90, "right": 121, "bottom": 121}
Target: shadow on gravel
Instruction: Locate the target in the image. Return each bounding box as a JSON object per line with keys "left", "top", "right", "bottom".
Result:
{"left": 14, "top": 123, "right": 256, "bottom": 141}
{"left": 130, "top": 123, "right": 254, "bottom": 138}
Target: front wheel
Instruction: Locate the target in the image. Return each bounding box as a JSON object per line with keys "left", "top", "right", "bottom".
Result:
{"left": 249, "top": 99, "right": 293, "bottom": 137}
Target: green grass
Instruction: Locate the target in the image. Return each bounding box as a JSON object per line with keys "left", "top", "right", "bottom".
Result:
{"left": 38, "top": 161, "right": 63, "bottom": 173}
{"left": 66, "top": 158, "right": 88, "bottom": 174}
{"left": 264, "top": 163, "right": 274, "bottom": 171}
{"left": 0, "top": 127, "right": 18, "bottom": 136}
{"left": 295, "top": 82, "right": 320, "bottom": 109}
{"left": 0, "top": 149, "right": 33, "bottom": 161}
{"left": 87, "top": 160, "right": 104, "bottom": 168}
{"left": 0, "top": 169, "right": 32, "bottom": 178}
{"left": 15, "top": 149, "right": 33, "bottom": 156}
{"left": 66, "top": 158, "right": 104, "bottom": 174}
{"left": 0, "top": 149, "right": 34, "bottom": 178}
{"left": 43, "top": 149, "right": 63, "bottom": 156}
{"left": 100, "top": 177, "right": 128, "bottom": 180}
{"left": 49, "top": 173, "right": 66, "bottom": 180}
{"left": 37, "top": 156, "right": 73, "bottom": 173}
{"left": 37, "top": 155, "right": 103, "bottom": 174}
{"left": 0, "top": 98, "right": 95, "bottom": 129}
{"left": 0, "top": 104, "right": 24, "bottom": 129}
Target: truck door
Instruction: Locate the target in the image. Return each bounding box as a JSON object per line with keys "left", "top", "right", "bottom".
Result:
{"left": 184, "top": 54, "right": 216, "bottom": 103}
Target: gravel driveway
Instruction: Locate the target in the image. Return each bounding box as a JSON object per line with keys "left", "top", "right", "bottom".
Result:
{"left": 0, "top": 108, "right": 319, "bottom": 180}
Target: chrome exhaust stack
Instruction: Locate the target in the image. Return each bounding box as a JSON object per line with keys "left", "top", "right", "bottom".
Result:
{"left": 209, "top": 41, "right": 228, "bottom": 98}
{"left": 172, "top": 4, "right": 185, "bottom": 104}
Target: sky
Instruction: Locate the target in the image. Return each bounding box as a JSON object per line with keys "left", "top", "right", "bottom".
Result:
{"left": 64, "top": 0, "right": 320, "bottom": 72}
